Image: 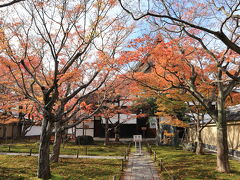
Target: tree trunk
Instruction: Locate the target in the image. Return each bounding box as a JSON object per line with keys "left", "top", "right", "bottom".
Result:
{"left": 50, "top": 121, "right": 62, "bottom": 163}
{"left": 159, "top": 123, "right": 164, "bottom": 145}
{"left": 104, "top": 118, "right": 109, "bottom": 146}
{"left": 171, "top": 126, "right": 177, "bottom": 146}
{"left": 114, "top": 132, "right": 119, "bottom": 142}
{"left": 155, "top": 117, "right": 161, "bottom": 146}
{"left": 195, "top": 130, "right": 204, "bottom": 155}
{"left": 216, "top": 79, "right": 230, "bottom": 173}
{"left": 21, "top": 122, "right": 32, "bottom": 137}
{"left": 37, "top": 116, "right": 53, "bottom": 179}
{"left": 114, "top": 126, "right": 120, "bottom": 142}
{"left": 195, "top": 116, "right": 204, "bottom": 155}
{"left": 115, "top": 101, "right": 120, "bottom": 142}
{"left": 216, "top": 116, "right": 230, "bottom": 172}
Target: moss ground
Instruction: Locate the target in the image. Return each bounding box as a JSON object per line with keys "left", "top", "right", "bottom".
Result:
{"left": 152, "top": 145, "right": 240, "bottom": 180}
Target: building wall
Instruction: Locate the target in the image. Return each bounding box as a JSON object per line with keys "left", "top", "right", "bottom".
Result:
{"left": 6, "top": 125, "right": 13, "bottom": 137}
{"left": 227, "top": 122, "right": 240, "bottom": 151}
{"left": 25, "top": 126, "right": 42, "bottom": 136}
{"left": 0, "top": 126, "right": 4, "bottom": 137}
{"left": 189, "top": 121, "right": 240, "bottom": 151}
{"left": 0, "top": 124, "right": 19, "bottom": 138}
{"left": 13, "top": 125, "right": 19, "bottom": 137}
{"left": 75, "top": 121, "right": 94, "bottom": 137}
{"left": 75, "top": 129, "right": 94, "bottom": 136}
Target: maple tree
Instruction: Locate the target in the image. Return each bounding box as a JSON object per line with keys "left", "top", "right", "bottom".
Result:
{"left": 0, "top": 0, "right": 132, "bottom": 178}
{"left": 118, "top": 0, "right": 240, "bottom": 172}
{"left": 131, "top": 96, "right": 157, "bottom": 116}
{"left": 118, "top": 0, "right": 240, "bottom": 54}
{"left": 156, "top": 94, "right": 188, "bottom": 120}
{"left": 119, "top": 31, "right": 240, "bottom": 173}
{"left": 92, "top": 78, "right": 135, "bottom": 145}
{"left": 155, "top": 91, "right": 209, "bottom": 154}
{"left": 156, "top": 93, "right": 189, "bottom": 144}
{"left": 0, "top": 62, "right": 38, "bottom": 138}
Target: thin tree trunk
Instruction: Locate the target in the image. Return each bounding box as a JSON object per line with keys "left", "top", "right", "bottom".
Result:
{"left": 159, "top": 123, "right": 164, "bottom": 145}
{"left": 37, "top": 116, "right": 53, "bottom": 179}
{"left": 155, "top": 118, "right": 160, "bottom": 146}
{"left": 195, "top": 116, "right": 204, "bottom": 155}
{"left": 171, "top": 126, "right": 177, "bottom": 146}
{"left": 216, "top": 113, "right": 230, "bottom": 172}
{"left": 115, "top": 100, "right": 120, "bottom": 142}
{"left": 195, "top": 130, "right": 204, "bottom": 155}
{"left": 114, "top": 130, "right": 119, "bottom": 142}
{"left": 104, "top": 118, "right": 109, "bottom": 146}
{"left": 216, "top": 121, "right": 229, "bottom": 172}
{"left": 50, "top": 121, "right": 62, "bottom": 163}
{"left": 114, "top": 125, "right": 120, "bottom": 142}
{"left": 216, "top": 79, "right": 230, "bottom": 173}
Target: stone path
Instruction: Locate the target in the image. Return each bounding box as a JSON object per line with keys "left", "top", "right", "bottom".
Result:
{"left": 122, "top": 150, "right": 160, "bottom": 180}
{"left": 0, "top": 152, "right": 124, "bottom": 159}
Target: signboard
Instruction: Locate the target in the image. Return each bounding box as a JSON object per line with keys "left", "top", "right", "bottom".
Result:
{"left": 149, "top": 116, "right": 157, "bottom": 129}
{"left": 133, "top": 135, "right": 142, "bottom": 142}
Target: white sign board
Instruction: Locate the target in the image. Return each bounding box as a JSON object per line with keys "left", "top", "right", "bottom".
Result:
{"left": 133, "top": 135, "right": 142, "bottom": 142}
{"left": 149, "top": 116, "right": 157, "bottom": 129}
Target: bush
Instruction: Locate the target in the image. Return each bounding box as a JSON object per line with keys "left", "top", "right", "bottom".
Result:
{"left": 75, "top": 136, "right": 94, "bottom": 145}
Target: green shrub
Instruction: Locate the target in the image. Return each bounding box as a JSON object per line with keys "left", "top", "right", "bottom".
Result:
{"left": 75, "top": 136, "right": 94, "bottom": 145}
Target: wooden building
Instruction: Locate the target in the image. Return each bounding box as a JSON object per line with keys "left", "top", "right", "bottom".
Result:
{"left": 0, "top": 114, "right": 22, "bottom": 139}
{"left": 68, "top": 115, "right": 157, "bottom": 139}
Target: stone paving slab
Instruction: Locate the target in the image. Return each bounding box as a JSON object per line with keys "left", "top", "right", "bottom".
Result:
{"left": 0, "top": 152, "right": 124, "bottom": 159}
{"left": 122, "top": 151, "right": 160, "bottom": 180}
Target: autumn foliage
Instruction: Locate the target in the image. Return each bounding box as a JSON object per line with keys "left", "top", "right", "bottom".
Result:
{"left": 0, "top": 0, "right": 133, "bottom": 178}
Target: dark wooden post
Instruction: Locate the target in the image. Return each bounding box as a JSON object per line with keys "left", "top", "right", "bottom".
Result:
{"left": 29, "top": 148, "right": 32, "bottom": 156}
{"left": 121, "top": 159, "right": 124, "bottom": 171}
{"left": 154, "top": 151, "right": 156, "bottom": 161}
{"left": 77, "top": 150, "right": 79, "bottom": 158}
{"left": 159, "top": 159, "right": 163, "bottom": 172}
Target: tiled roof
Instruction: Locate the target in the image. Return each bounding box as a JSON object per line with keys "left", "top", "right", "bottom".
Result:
{"left": 0, "top": 113, "right": 20, "bottom": 124}
{"left": 188, "top": 104, "right": 240, "bottom": 125}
